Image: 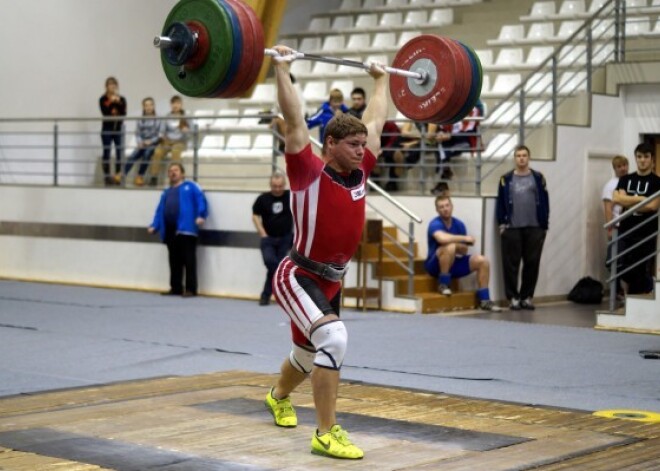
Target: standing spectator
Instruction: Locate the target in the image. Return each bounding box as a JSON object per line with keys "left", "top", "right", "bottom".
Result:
{"left": 99, "top": 76, "right": 126, "bottom": 186}
{"left": 252, "top": 173, "right": 294, "bottom": 306}
{"left": 306, "top": 88, "right": 348, "bottom": 143}
{"left": 148, "top": 95, "right": 189, "bottom": 187}
{"left": 148, "top": 163, "right": 208, "bottom": 297}
{"left": 613, "top": 143, "right": 660, "bottom": 294}
{"left": 123, "top": 97, "right": 160, "bottom": 187}
{"left": 425, "top": 195, "right": 502, "bottom": 311}
{"left": 496, "top": 145, "right": 550, "bottom": 310}
{"left": 602, "top": 155, "right": 628, "bottom": 297}
{"left": 346, "top": 87, "right": 366, "bottom": 119}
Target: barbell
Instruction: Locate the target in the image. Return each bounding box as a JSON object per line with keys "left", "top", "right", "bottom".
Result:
{"left": 154, "top": 0, "right": 483, "bottom": 124}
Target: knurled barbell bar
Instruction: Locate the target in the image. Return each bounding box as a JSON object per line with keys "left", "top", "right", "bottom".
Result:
{"left": 154, "top": 0, "right": 482, "bottom": 123}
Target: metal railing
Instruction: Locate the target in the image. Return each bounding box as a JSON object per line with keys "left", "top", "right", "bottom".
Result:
{"left": 604, "top": 188, "right": 660, "bottom": 312}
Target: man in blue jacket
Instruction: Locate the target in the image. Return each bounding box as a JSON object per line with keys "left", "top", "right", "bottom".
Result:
{"left": 496, "top": 145, "right": 549, "bottom": 310}
{"left": 149, "top": 163, "right": 208, "bottom": 297}
{"left": 306, "top": 88, "right": 348, "bottom": 143}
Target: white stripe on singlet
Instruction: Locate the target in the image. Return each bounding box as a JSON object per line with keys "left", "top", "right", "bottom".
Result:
{"left": 273, "top": 259, "right": 324, "bottom": 337}
{"left": 303, "top": 178, "right": 320, "bottom": 257}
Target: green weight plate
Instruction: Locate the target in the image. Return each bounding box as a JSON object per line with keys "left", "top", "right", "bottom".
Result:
{"left": 161, "top": 0, "right": 233, "bottom": 98}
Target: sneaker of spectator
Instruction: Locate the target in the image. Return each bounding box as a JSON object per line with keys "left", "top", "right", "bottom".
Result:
{"left": 510, "top": 298, "right": 521, "bottom": 310}
{"left": 479, "top": 300, "right": 502, "bottom": 312}
{"left": 438, "top": 283, "right": 452, "bottom": 296}
{"left": 520, "top": 298, "right": 535, "bottom": 310}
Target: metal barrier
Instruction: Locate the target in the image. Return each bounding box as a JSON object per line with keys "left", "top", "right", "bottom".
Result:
{"left": 604, "top": 189, "right": 660, "bottom": 312}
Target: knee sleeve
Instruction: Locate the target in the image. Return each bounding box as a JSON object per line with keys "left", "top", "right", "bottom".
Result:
{"left": 289, "top": 343, "right": 315, "bottom": 374}
{"left": 310, "top": 320, "right": 348, "bottom": 370}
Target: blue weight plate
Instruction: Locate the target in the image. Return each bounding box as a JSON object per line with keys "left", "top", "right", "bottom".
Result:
{"left": 208, "top": 0, "right": 243, "bottom": 96}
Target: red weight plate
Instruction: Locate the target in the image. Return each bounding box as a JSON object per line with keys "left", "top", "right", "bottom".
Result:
{"left": 185, "top": 21, "right": 211, "bottom": 71}
{"left": 214, "top": 0, "right": 254, "bottom": 98}
{"left": 431, "top": 37, "right": 472, "bottom": 124}
{"left": 231, "top": 0, "right": 265, "bottom": 97}
{"left": 389, "top": 35, "right": 463, "bottom": 123}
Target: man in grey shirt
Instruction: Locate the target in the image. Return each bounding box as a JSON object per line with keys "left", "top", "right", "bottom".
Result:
{"left": 496, "top": 145, "right": 550, "bottom": 310}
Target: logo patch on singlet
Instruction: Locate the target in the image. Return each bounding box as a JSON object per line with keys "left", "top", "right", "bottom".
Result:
{"left": 351, "top": 184, "right": 366, "bottom": 201}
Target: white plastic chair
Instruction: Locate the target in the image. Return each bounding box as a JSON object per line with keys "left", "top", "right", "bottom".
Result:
{"left": 346, "top": 33, "right": 371, "bottom": 50}
{"left": 484, "top": 102, "right": 520, "bottom": 126}
{"left": 363, "top": 0, "right": 385, "bottom": 7}
{"left": 386, "top": 0, "right": 409, "bottom": 6}
{"left": 380, "top": 12, "right": 403, "bottom": 27}
{"left": 323, "top": 35, "right": 346, "bottom": 52}
{"left": 558, "top": 44, "right": 587, "bottom": 66}
{"left": 299, "top": 37, "right": 322, "bottom": 52}
{"left": 355, "top": 13, "right": 378, "bottom": 28}
{"left": 303, "top": 81, "right": 329, "bottom": 101}
{"left": 372, "top": 32, "right": 396, "bottom": 49}
{"left": 226, "top": 134, "right": 252, "bottom": 150}
{"left": 526, "top": 22, "right": 554, "bottom": 42}
{"left": 409, "top": 0, "right": 431, "bottom": 4}
{"left": 490, "top": 73, "right": 522, "bottom": 94}
{"left": 591, "top": 17, "right": 615, "bottom": 39}
{"left": 526, "top": 1, "right": 556, "bottom": 18}
{"left": 213, "top": 109, "right": 239, "bottom": 128}
{"left": 526, "top": 46, "right": 554, "bottom": 66}
{"left": 524, "top": 100, "right": 553, "bottom": 125}
{"left": 253, "top": 134, "right": 276, "bottom": 150}
{"left": 329, "top": 80, "right": 355, "bottom": 98}
{"left": 626, "top": 16, "right": 651, "bottom": 36}
{"left": 337, "top": 56, "right": 364, "bottom": 75}
{"left": 588, "top": 0, "right": 607, "bottom": 12}
{"left": 248, "top": 83, "right": 276, "bottom": 102}
{"left": 308, "top": 17, "right": 331, "bottom": 31}
{"left": 557, "top": 20, "right": 582, "bottom": 39}
{"left": 332, "top": 16, "right": 354, "bottom": 29}
{"left": 404, "top": 10, "right": 428, "bottom": 27}
{"left": 237, "top": 109, "right": 261, "bottom": 128}
{"left": 429, "top": 8, "right": 454, "bottom": 25}
{"left": 593, "top": 42, "right": 615, "bottom": 64}
{"left": 474, "top": 49, "right": 493, "bottom": 67}
{"left": 193, "top": 109, "right": 215, "bottom": 129}
{"left": 559, "top": 0, "right": 586, "bottom": 15}
{"left": 312, "top": 61, "right": 338, "bottom": 75}
{"left": 524, "top": 72, "right": 552, "bottom": 95}
{"left": 200, "top": 135, "right": 226, "bottom": 157}
{"left": 398, "top": 30, "right": 422, "bottom": 46}
{"left": 496, "top": 24, "right": 525, "bottom": 43}
{"left": 495, "top": 48, "right": 524, "bottom": 67}
{"left": 483, "top": 133, "right": 516, "bottom": 158}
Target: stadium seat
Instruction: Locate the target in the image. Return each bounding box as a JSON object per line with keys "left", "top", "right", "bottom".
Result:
{"left": 483, "top": 133, "right": 516, "bottom": 158}
{"left": 558, "top": 44, "right": 587, "bottom": 66}
{"left": 557, "top": 20, "right": 583, "bottom": 39}
{"left": 404, "top": 10, "right": 428, "bottom": 27}
{"left": 347, "top": 33, "right": 371, "bottom": 50}
{"left": 363, "top": 0, "right": 385, "bottom": 7}
{"left": 428, "top": 8, "right": 453, "bottom": 25}
{"left": 356, "top": 14, "right": 379, "bottom": 28}
{"left": 290, "top": 60, "right": 312, "bottom": 76}
{"left": 193, "top": 110, "right": 215, "bottom": 129}
{"left": 398, "top": 30, "right": 422, "bottom": 46}
{"left": 213, "top": 109, "right": 239, "bottom": 128}
{"left": 246, "top": 84, "right": 275, "bottom": 103}
{"left": 484, "top": 102, "right": 520, "bottom": 126}
{"left": 386, "top": 0, "right": 409, "bottom": 6}
{"left": 526, "top": 22, "right": 554, "bottom": 42}
{"left": 592, "top": 17, "right": 615, "bottom": 39}
{"left": 523, "top": 1, "right": 556, "bottom": 20}
{"left": 593, "top": 42, "right": 615, "bottom": 64}
{"left": 332, "top": 16, "right": 354, "bottom": 29}
{"left": 303, "top": 81, "right": 328, "bottom": 101}
{"left": 308, "top": 17, "right": 331, "bottom": 31}
{"left": 237, "top": 109, "right": 261, "bottom": 128}
{"left": 200, "top": 135, "right": 226, "bottom": 157}
{"left": 226, "top": 134, "right": 252, "bottom": 151}
{"left": 490, "top": 73, "right": 522, "bottom": 95}
{"left": 372, "top": 32, "right": 396, "bottom": 48}
{"left": 524, "top": 100, "right": 552, "bottom": 125}
{"left": 299, "top": 37, "right": 322, "bottom": 52}
{"left": 495, "top": 48, "right": 524, "bottom": 67}
{"left": 380, "top": 12, "right": 404, "bottom": 28}
{"left": 312, "top": 61, "right": 337, "bottom": 75}
{"left": 558, "top": 0, "right": 586, "bottom": 16}
{"left": 625, "top": 16, "right": 651, "bottom": 36}
{"left": 526, "top": 46, "right": 554, "bottom": 66}
{"left": 490, "top": 24, "right": 525, "bottom": 45}
{"left": 340, "top": 0, "right": 362, "bottom": 9}
{"left": 322, "top": 35, "right": 346, "bottom": 53}
{"left": 337, "top": 56, "right": 364, "bottom": 75}
{"left": 474, "top": 49, "right": 493, "bottom": 67}
{"left": 524, "top": 72, "right": 552, "bottom": 95}
{"left": 558, "top": 71, "right": 588, "bottom": 93}
{"left": 330, "top": 80, "right": 355, "bottom": 97}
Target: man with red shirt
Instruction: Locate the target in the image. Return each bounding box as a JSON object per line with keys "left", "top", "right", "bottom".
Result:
{"left": 264, "top": 45, "right": 387, "bottom": 460}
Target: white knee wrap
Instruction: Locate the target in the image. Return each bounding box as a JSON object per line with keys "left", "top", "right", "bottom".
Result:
{"left": 289, "top": 344, "right": 315, "bottom": 374}
{"left": 310, "top": 320, "right": 348, "bottom": 370}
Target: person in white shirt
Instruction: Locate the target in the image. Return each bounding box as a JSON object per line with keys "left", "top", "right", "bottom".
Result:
{"left": 601, "top": 154, "right": 628, "bottom": 297}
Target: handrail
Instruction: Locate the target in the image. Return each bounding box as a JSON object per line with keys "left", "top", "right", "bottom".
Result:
{"left": 604, "top": 188, "right": 660, "bottom": 229}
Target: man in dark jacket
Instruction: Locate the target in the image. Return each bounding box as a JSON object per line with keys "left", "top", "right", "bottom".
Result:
{"left": 496, "top": 145, "right": 549, "bottom": 310}
{"left": 149, "top": 163, "right": 208, "bottom": 297}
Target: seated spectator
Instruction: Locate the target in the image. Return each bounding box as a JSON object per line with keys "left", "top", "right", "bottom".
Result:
{"left": 306, "top": 88, "right": 348, "bottom": 142}
{"left": 148, "top": 95, "right": 189, "bottom": 187}
{"left": 123, "top": 97, "right": 159, "bottom": 187}
{"left": 424, "top": 195, "right": 501, "bottom": 311}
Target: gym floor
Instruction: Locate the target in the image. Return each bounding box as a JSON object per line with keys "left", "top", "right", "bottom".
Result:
{"left": 1, "top": 280, "right": 659, "bottom": 469}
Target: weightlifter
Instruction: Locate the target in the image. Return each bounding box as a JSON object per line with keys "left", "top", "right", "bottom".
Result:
{"left": 264, "top": 45, "right": 388, "bottom": 460}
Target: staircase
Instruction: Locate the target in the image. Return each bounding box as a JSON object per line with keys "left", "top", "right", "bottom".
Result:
{"left": 357, "top": 222, "right": 478, "bottom": 313}
{"left": 597, "top": 280, "right": 660, "bottom": 334}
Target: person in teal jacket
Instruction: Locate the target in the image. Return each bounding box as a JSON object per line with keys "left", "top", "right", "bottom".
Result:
{"left": 149, "top": 163, "right": 208, "bottom": 297}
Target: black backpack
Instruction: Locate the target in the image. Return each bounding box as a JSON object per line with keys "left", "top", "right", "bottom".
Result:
{"left": 567, "top": 277, "right": 604, "bottom": 304}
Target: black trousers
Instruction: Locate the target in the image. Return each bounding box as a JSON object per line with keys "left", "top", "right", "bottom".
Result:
{"left": 166, "top": 234, "right": 198, "bottom": 294}
{"left": 500, "top": 227, "right": 547, "bottom": 301}
{"left": 621, "top": 235, "right": 656, "bottom": 295}
{"left": 260, "top": 234, "right": 293, "bottom": 299}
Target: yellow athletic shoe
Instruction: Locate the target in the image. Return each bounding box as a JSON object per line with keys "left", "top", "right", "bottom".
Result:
{"left": 265, "top": 387, "right": 297, "bottom": 427}
{"left": 311, "top": 425, "right": 364, "bottom": 459}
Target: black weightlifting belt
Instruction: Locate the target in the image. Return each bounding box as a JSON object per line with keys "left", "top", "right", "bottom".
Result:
{"left": 289, "top": 249, "right": 348, "bottom": 282}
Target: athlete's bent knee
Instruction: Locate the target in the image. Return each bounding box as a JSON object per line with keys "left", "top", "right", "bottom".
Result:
{"left": 289, "top": 343, "right": 315, "bottom": 374}
{"left": 310, "top": 320, "right": 348, "bottom": 370}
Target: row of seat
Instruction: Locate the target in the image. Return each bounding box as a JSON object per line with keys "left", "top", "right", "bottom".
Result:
{"left": 490, "top": 16, "right": 660, "bottom": 47}
{"left": 479, "top": 43, "right": 614, "bottom": 70}
{"left": 521, "top": 0, "right": 660, "bottom": 21}
{"left": 337, "top": 0, "right": 478, "bottom": 12}
{"left": 284, "top": 30, "right": 421, "bottom": 58}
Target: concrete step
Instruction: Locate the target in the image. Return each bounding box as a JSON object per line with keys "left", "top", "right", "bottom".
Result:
{"left": 375, "top": 259, "right": 426, "bottom": 277}
{"left": 361, "top": 241, "right": 418, "bottom": 260}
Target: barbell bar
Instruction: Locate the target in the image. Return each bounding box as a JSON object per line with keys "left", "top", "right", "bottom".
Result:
{"left": 155, "top": 0, "right": 482, "bottom": 123}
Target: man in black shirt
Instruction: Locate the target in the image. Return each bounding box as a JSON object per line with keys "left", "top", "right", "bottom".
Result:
{"left": 252, "top": 173, "right": 294, "bottom": 305}
{"left": 613, "top": 143, "right": 660, "bottom": 294}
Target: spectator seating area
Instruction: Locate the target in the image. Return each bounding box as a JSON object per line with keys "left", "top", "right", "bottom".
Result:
{"left": 175, "top": 0, "right": 658, "bottom": 185}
